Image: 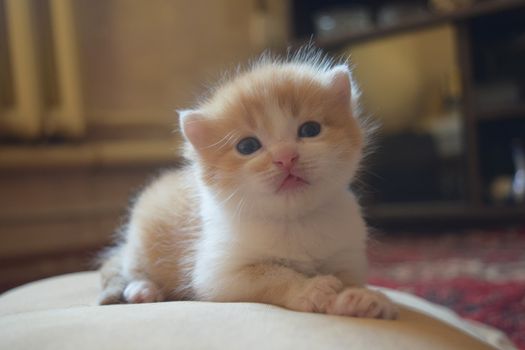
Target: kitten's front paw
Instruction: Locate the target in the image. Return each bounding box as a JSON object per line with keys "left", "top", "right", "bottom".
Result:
{"left": 123, "top": 280, "right": 164, "bottom": 304}
{"left": 290, "top": 275, "right": 344, "bottom": 313}
{"left": 327, "top": 288, "right": 398, "bottom": 320}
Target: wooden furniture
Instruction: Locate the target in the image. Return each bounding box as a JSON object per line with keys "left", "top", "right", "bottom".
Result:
{"left": 292, "top": 0, "right": 525, "bottom": 226}
{"left": 0, "top": 0, "right": 288, "bottom": 291}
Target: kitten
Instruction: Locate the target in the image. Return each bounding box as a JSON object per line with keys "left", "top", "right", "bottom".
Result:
{"left": 98, "top": 50, "right": 398, "bottom": 319}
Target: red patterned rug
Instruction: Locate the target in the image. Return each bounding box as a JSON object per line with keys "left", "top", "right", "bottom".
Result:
{"left": 368, "top": 227, "right": 525, "bottom": 349}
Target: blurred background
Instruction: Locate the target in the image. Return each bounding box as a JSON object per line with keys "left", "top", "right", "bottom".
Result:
{"left": 0, "top": 0, "right": 524, "bottom": 346}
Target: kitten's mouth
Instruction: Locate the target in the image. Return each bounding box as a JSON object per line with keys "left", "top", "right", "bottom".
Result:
{"left": 277, "top": 174, "right": 309, "bottom": 193}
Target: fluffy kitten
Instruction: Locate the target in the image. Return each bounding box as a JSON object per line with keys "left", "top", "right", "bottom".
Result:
{"left": 99, "top": 50, "right": 398, "bottom": 319}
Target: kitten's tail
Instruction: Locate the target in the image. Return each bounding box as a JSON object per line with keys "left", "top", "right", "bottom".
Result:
{"left": 97, "top": 246, "right": 128, "bottom": 305}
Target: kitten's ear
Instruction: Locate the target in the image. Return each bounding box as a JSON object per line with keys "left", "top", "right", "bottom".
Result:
{"left": 328, "top": 64, "right": 352, "bottom": 102}
{"left": 178, "top": 109, "right": 211, "bottom": 149}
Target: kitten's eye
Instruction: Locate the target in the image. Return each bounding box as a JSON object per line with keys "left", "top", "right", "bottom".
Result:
{"left": 236, "top": 137, "right": 262, "bottom": 155}
{"left": 298, "top": 121, "right": 321, "bottom": 138}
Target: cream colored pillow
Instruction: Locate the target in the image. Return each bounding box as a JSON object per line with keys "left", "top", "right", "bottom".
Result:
{"left": 0, "top": 272, "right": 510, "bottom": 350}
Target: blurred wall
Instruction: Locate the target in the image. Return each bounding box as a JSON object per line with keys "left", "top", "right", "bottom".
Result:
{"left": 0, "top": 0, "right": 289, "bottom": 140}
{"left": 75, "top": 0, "right": 289, "bottom": 134}
{"left": 0, "top": 0, "right": 289, "bottom": 290}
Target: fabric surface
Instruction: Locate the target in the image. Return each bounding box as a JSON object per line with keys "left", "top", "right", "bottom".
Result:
{"left": 0, "top": 272, "right": 513, "bottom": 350}
{"left": 368, "top": 227, "right": 525, "bottom": 349}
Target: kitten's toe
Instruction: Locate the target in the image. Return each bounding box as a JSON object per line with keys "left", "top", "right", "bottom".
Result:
{"left": 328, "top": 288, "right": 398, "bottom": 320}
{"left": 98, "top": 286, "right": 125, "bottom": 305}
{"left": 123, "top": 280, "right": 164, "bottom": 304}
{"left": 290, "top": 275, "right": 344, "bottom": 313}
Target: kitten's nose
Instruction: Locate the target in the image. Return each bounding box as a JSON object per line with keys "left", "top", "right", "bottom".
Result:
{"left": 273, "top": 151, "right": 299, "bottom": 171}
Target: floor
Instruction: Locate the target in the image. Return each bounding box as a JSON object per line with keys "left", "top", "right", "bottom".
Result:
{"left": 368, "top": 226, "right": 525, "bottom": 349}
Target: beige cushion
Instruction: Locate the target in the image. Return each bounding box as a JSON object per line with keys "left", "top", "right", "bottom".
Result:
{"left": 0, "top": 272, "right": 506, "bottom": 350}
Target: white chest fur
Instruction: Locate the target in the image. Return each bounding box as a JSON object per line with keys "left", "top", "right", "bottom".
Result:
{"left": 196, "top": 189, "right": 367, "bottom": 278}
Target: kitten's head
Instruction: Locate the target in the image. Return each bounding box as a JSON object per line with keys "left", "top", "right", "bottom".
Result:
{"left": 179, "top": 52, "right": 368, "bottom": 217}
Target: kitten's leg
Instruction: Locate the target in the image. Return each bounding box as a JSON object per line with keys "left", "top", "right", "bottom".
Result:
{"left": 98, "top": 249, "right": 127, "bottom": 305}
{"left": 98, "top": 246, "right": 164, "bottom": 304}
{"left": 195, "top": 263, "right": 344, "bottom": 313}
{"left": 328, "top": 286, "right": 399, "bottom": 320}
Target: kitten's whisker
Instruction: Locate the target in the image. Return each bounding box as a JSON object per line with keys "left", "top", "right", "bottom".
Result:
{"left": 218, "top": 188, "right": 241, "bottom": 207}
{"left": 233, "top": 197, "right": 246, "bottom": 224}
{"left": 203, "top": 130, "right": 239, "bottom": 150}
{"left": 225, "top": 132, "right": 241, "bottom": 148}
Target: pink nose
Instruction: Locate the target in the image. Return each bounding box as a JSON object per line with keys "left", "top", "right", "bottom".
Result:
{"left": 273, "top": 152, "right": 299, "bottom": 171}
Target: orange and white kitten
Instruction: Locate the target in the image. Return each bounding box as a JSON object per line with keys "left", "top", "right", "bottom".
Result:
{"left": 99, "top": 51, "right": 398, "bottom": 319}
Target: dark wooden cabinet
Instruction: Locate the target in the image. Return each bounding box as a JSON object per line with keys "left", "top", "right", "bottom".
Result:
{"left": 292, "top": 0, "right": 525, "bottom": 226}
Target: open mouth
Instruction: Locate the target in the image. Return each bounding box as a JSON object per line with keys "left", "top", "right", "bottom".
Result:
{"left": 277, "top": 174, "right": 309, "bottom": 193}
